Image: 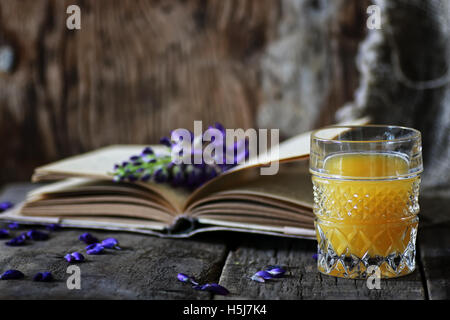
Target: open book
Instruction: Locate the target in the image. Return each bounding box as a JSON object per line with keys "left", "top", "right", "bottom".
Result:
{"left": 1, "top": 118, "right": 369, "bottom": 239}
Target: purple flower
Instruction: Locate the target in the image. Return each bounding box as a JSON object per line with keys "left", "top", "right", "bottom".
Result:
{"left": 79, "top": 232, "right": 99, "bottom": 245}
{"left": 312, "top": 254, "right": 318, "bottom": 261}
{"left": 86, "top": 243, "right": 104, "bottom": 255}
{"left": 8, "top": 222, "right": 20, "bottom": 229}
{"left": 0, "top": 201, "right": 13, "bottom": 212}
{"left": 160, "top": 137, "right": 172, "bottom": 147}
{"left": 144, "top": 158, "right": 156, "bottom": 164}
{"left": 26, "top": 229, "right": 49, "bottom": 241}
{"left": 33, "top": 271, "right": 53, "bottom": 282}
{"left": 113, "top": 122, "right": 247, "bottom": 190}
{"left": 0, "top": 229, "right": 9, "bottom": 239}
{"left": 194, "top": 283, "right": 229, "bottom": 296}
{"left": 127, "top": 174, "right": 138, "bottom": 182}
{"left": 5, "top": 236, "right": 26, "bottom": 246}
{"left": 101, "top": 238, "right": 121, "bottom": 250}
{"left": 45, "top": 224, "right": 61, "bottom": 231}
{"left": 154, "top": 168, "right": 169, "bottom": 183}
{"left": 141, "top": 147, "right": 154, "bottom": 155}
{"left": 0, "top": 269, "right": 24, "bottom": 280}
{"left": 65, "top": 252, "right": 84, "bottom": 263}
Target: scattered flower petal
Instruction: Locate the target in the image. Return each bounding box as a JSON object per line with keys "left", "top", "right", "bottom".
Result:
{"left": 5, "top": 236, "right": 26, "bottom": 246}
{"left": 265, "top": 265, "right": 286, "bottom": 278}
{"left": 86, "top": 243, "right": 99, "bottom": 250}
{"left": 251, "top": 266, "right": 287, "bottom": 282}
{"left": 8, "top": 222, "right": 20, "bottom": 229}
{"left": 33, "top": 271, "right": 53, "bottom": 282}
{"left": 65, "top": 252, "right": 85, "bottom": 262}
{"left": 64, "top": 253, "right": 74, "bottom": 263}
{"left": 0, "top": 229, "right": 9, "bottom": 239}
{"left": 42, "top": 272, "right": 53, "bottom": 282}
{"left": 86, "top": 243, "right": 104, "bottom": 255}
{"left": 177, "top": 273, "right": 191, "bottom": 283}
{"left": 177, "top": 274, "right": 227, "bottom": 294}
{"left": 72, "top": 252, "right": 85, "bottom": 262}
{"left": 87, "top": 247, "right": 104, "bottom": 255}
{"left": 33, "top": 272, "right": 43, "bottom": 281}
{"left": 79, "top": 232, "right": 99, "bottom": 245}
{"left": 251, "top": 274, "right": 266, "bottom": 283}
{"left": 254, "top": 270, "right": 273, "bottom": 280}
{"left": 176, "top": 273, "right": 199, "bottom": 286}
{"left": 0, "top": 201, "right": 13, "bottom": 212}
{"left": 0, "top": 269, "right": 24, "bottom": 280}
{"left": 19, "top": 232, "right": 28, "bottom": 240}
{"left": 195, "top": 283, "right": 229, "bottom": 296}
{"left": 26, "top": 229, "right": 49, "bottom": 241}
{"left": 45, "top": 224, "right": 61, "bottom": 231}
{"left": 101, "top": 238, "right": 121, "bottom": 249}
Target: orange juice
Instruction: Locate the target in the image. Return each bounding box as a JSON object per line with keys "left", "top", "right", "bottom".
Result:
{"left": 313, "top": 153, "right": 420, "bottom": 278}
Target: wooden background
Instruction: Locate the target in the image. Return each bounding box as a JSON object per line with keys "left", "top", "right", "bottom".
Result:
{"left": 0, "top": 0, "right": 368, "bottom": 185}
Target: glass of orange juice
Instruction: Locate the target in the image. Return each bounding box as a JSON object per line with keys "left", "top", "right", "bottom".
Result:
{"left": 309, "top": 125, "right": 423, "bottom": 279}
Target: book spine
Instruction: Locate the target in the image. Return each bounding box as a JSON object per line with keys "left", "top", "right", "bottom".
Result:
{"left": 165, "top": 215, "right": 197, "bottom": 235}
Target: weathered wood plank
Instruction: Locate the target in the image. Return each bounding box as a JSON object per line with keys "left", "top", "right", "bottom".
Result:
{"left": 418, "top": 195, "right": 450, "bottom": 300}
{"left": 0, "top": 184, "right": 228, "bottom": 299}
{"left": 217, "top": 236, "right": 425, "bottom": 300}
{"left": 0, "top": 225, "right": 228, "bottom": 299}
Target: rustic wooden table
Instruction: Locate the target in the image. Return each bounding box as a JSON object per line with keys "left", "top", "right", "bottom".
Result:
{"left": 0, "top": 183, "right": 448, "bottom": 300}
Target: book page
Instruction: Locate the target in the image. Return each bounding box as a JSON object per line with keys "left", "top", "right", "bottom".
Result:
{"left": 227, "top": 116, "right": 371, "bottom": 172}
{"left": 186, "top": 162, "right": 315, "bottom": 228}
{"left": 3, "top": 204, "right": 167, "bottom": 232}
{"left": 33, "top": 145, "right": 157, "bottom": 180}
{"left": 196, "top": 218, "right": 316, "bottom": 238}
{"left": 27, "top": 178, "right": 174, "bottom": 211}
